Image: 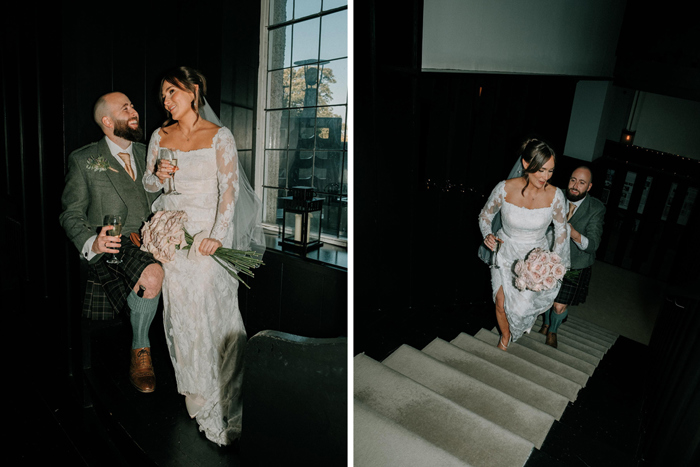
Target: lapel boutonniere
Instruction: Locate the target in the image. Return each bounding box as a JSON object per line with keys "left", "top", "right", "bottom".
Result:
{"left": 86, "top": 155, "right": 119, "bottom": 173}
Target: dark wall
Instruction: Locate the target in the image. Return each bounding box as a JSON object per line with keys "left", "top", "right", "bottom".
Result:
{"left": 61, "top": 0, "right": 225, "bottom": 157}
{"left": 2, "top": 6, "right": 67, "bottom": 382}
{"left": 353, "top": 0, "right": 578, "bottom": 353}
{"left": 2, "top": 1, "right": 230, "bottom": 394}
{"left": 241, "top": 249, "right": 348, "bottom": 339}
{"left": 642, "top": 291, "right": 700, "bottom": 467}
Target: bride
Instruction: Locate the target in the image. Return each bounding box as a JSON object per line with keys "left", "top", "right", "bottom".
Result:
{"left": 143, "top": 66, "right": 263, "bottom": 445}
{"left": 478, "top": 139, "right": 570, "bottom": 350}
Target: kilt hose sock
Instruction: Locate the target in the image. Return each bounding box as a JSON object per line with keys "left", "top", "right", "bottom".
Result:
{"left": 128, "top": 290, "right": 160, "bottom": 349}
{"left": 542, "top": 307, "right": 568, "bottom": 333}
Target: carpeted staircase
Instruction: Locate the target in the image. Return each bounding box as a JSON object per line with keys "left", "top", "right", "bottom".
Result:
{"left": 354, "top": 315, "right": 619, "bottom": 467}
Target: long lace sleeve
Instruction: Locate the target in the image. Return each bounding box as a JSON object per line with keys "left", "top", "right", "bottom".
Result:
{"left": 208, "top": 128, "right": 239, "bottom": 246}
{"left": 143, "top": 129, "right": 166, "bottom": 193}
{"left": 551, "top": 189, "right": 571, "bottom": 268}
{"left": 479, "top": 181, "right": 506, "bottom": 238}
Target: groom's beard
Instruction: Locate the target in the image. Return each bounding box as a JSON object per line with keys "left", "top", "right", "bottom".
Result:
{"left": 566, "top": 188, "right": 588, "bottom": 202}
{"left": 114, "top": 117, "right": 144, "bottom": 142}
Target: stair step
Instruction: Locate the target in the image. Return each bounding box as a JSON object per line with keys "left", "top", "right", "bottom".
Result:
{"left": 534, "top": 317, "right": 613, "bottom": 351}
{"left": 383, "top": 344, "right": 555, "bottom": 448}
{"left": 564, "top": 316, "right": 619, "bottom": 340}
{"left": 491, "top": 328, "right": 597, "bottom": 376}
{"left": 538, "top": 314, "right": 618, "bottom": 345}
{"left": 521, "top": 331, "right": 604, "bottom": 362}
{"left": 471, "top": 330, "right": 590, "bottom": 387}
{"left": 425, "top": 336, "right": 579, "bottom": 407}
{"left": 560, "top": 324, "right": 618, "bottom": 346}
{"left": 354, "top": 353, "right": 534, "bottom": 467}
{"left": 354, "top": 399, "right": 472, "bottom": 467}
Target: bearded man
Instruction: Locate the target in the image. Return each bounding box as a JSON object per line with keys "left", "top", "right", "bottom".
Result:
{"left": 539, "top": 166, "right": 606, "bottom": 347}
{"left": 60, "top": 92, "right": 163, "bottom": 392}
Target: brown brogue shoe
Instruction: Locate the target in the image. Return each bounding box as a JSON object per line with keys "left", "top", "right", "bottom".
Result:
{"left": 545, "top": 332, "right": 558, "bottom": 349}
{"left": 130, "top": 347, "right": 156, "bottom": 393}
{"left": 538, "top": 324, "right": 549, "bottom": 335}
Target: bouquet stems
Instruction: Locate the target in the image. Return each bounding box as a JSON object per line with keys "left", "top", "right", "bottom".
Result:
{"left": 182, "top": 230, "right": 264, "bottom": 289}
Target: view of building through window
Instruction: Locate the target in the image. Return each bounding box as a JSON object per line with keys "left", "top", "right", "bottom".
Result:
{"left": 261, "top": 0, "right": 348, "bottom": 243}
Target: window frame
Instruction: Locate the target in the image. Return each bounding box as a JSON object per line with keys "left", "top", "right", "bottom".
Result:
{"left": 255, "top": 0, "right": 348, "bottom": 248}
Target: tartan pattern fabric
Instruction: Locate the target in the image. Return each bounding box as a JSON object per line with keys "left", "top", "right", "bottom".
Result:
{"left": 554, "top": 266, "right": 592, "bottom": 306}
{"left": 82, "top": 236, "right": 159, "bottom": 320}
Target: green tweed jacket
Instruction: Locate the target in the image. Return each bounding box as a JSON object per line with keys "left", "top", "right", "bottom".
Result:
{"left": 59, "top": 138, "right": 158, "bottom": 264}
{"left": 567, "top": 193, "right": 606, "bottom": 270}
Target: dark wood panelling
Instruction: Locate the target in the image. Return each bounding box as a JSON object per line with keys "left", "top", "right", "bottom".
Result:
{"left": 2, "top": 4, "right": 67, "bottom": 390}
{"left": 3, "top": 2, "right": 346, "bottom": 431}
{"left": 240, "top": 247, "right": 347, "bottom": 339}
{"left": 591, "top": 142, "right": 699, "bottom": 283}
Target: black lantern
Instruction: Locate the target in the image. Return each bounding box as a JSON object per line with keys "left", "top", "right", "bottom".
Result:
{"left": 280, "top": 187, "right": 324, "bottom": 255}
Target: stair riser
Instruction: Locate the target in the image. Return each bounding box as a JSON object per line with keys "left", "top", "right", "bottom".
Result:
{"left": 534, "top": 318, "right": 613, "bottom": 351}
{"left": 355, "top": 354, "right": 534, "bottom": 467}
{"left": 383, "top": 345, "right": 555, "bottom": 448}
{"left": 561, "top": 316, "right": 619, "bottom": 340}
{"left": 437, "top": 336, "right": 581, "bottom": 403}
{"left": 473, "top": 330, "right": 590, "bottom": 387}
{"left": 522, "top": 331, "right": 604, "bottom": 362}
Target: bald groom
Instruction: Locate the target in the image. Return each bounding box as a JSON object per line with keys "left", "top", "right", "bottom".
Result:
{"left": 539, "top": 166, "right": 605, "bottom": 347}
{"left": 60, "top": 92, "right": 163, "bottom": 392}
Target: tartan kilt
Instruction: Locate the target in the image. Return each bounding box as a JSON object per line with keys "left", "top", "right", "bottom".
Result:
{"left": 554, "top": 266, "right": 593, "bottom": 306}
{"left": 82, "top": 235, "right": 160, "bottom": 320}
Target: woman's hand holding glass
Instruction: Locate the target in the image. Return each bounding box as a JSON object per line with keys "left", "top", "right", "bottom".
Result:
{"left": 157, "top": 148, "right": 180, "bottom": 194}
{"left": 155, "top": 159, "right": 177, "bottom": 182}
{"left": 484, "top": 233, "right": 503, "bottom": 251}
{"left": 485, "top": 233, "right": 503, "bottom": 269}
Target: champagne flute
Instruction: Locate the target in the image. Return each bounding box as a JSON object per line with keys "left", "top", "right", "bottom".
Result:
{"left": 103, "top": 214, "right": 123, "bottom": 264}
{"left": 170, "top": 157, "right": 180, "bottom": 194}
{"left": 490, "top": 237, "right": 501, "bottom": 269}
{"left": 159, "top": 148, "right": 180, "bottom": 195}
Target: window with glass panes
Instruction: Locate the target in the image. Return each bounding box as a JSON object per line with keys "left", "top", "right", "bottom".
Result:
{"left": 260, "top": 0, "right": 348, "bottom": 242}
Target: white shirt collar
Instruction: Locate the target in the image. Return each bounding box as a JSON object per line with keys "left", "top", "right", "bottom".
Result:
{"left": 104, "top": 136, "right": 133, "bottom": 158}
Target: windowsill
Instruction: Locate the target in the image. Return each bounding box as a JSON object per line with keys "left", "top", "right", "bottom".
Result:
{"left": 264, "top": 232, "right": 347, "bottom": 270}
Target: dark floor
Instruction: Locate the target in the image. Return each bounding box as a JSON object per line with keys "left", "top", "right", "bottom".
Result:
{"left": 14, "top": 312, "right": 241, "bottom": 467}
{"left": 86, "top": 316, "right": 243, "bottom": 466}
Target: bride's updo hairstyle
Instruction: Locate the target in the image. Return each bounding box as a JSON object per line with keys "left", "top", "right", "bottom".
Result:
{"left": 160, "top": 66, "right": 208, "bottom": 127}
{"left": 519, "top": 138, "right": 556, "bottom": 195}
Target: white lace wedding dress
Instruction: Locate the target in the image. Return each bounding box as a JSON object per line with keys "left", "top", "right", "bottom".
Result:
{"left": 144, "top": 126, "right": 245, "bottom": 445}
{"left": 478, "top": 180, "right": 571, "bottom": 342}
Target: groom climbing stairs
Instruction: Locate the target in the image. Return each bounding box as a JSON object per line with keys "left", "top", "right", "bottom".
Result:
{"left": 355, "top": 312, "right": 646, "bottom": 466}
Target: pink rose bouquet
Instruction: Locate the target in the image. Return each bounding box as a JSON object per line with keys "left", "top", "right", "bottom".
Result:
{"left": 140, "top": 210, "right": 188, "bottom": 262}
{"left": 140, "top": 210, "right": 264, "bottom": 288}
{"left": 513, "top": 247, "right": 566, "bottom": 292}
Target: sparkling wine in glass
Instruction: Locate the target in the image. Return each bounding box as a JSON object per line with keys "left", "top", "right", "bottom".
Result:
{"left": 159, "top": 148, "right": 180, "bottom": 195}
{"left": 170, "top": 158, "right": 180, "bottom": 194}
{"left": 490, "top": 238, "right": 501, "bottom": 269}
{"left": 103, "top": 214, "right": 123, "bottom": 264}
